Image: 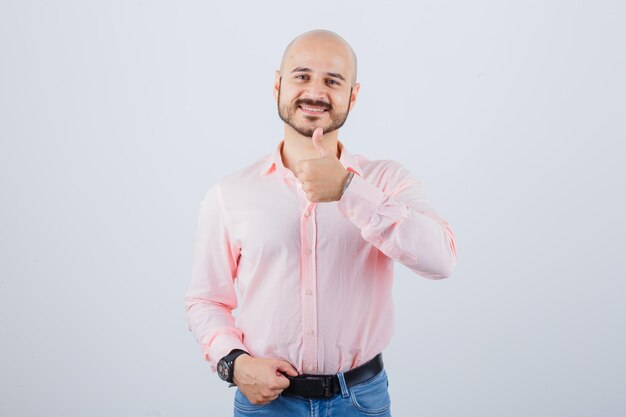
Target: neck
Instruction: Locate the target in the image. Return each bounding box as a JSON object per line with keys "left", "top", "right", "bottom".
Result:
{"left": 281, "top": 125, "right": 340, "bottom": 173}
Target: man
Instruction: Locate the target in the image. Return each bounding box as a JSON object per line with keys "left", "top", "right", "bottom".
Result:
{"left": 185, "top": 30, "right": 458, "bottom": 416}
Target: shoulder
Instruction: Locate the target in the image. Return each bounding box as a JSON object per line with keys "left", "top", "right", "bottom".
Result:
{"left": 219, "top": 154, "right": 271, "bottom": 187}
{"left": 201, "top": 153, "right": 271, "bottom": 201}
{"left": 353, "top": 154, "right": 419, "bottom": 190}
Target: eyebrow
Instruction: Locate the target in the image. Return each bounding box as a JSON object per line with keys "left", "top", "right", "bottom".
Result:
{"left": 291, "top": 67, "right": 346, "bottom": 82}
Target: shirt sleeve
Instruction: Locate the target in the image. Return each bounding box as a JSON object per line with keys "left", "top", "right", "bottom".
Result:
{"left": 184, "top": 183, "right": 247, "bottom": 371}
{"left": 337, "top": 162, "right": 458, "bottom": 279}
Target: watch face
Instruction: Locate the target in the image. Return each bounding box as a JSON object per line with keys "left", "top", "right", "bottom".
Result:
{"left": 217, "top": 360, "right": 229, "bottom": 381}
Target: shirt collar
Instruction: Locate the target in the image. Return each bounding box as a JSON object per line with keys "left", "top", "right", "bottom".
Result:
{"left": 259, "top": 140, "right": 363, "bottom": 177}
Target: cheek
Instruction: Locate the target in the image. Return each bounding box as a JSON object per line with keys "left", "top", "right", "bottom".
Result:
{"left": 281, "top": 84, "right": 301, "bottom": 98}
{"left": 331, "top": 97, "right": 350, "bottom": 110}
{"left": 282, "top": 92, "right": 299, "bottom": 106}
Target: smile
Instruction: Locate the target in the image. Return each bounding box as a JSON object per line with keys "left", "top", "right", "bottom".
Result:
{"left": 299, "top": 105, "right": 328, "bottom": 115}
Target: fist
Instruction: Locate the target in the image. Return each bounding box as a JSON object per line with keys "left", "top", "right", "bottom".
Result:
{"left": 233, "top": 355, "right": 299, "bottom": 405}
{"left": 295, "top": 128, "right": 350, "bottom": 202}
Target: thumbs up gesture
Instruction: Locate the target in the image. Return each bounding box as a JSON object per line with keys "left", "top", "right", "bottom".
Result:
{"left": 295, "top": 128, "right": 351, "bottom": 202}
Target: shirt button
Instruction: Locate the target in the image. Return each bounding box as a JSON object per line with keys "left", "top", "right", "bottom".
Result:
{"left": 304, "top": 328, "right": 314, "bottom": 335}
{"left": 347, "top": 210, "right": 355, "bottom": 218}
{"left": 305, "top": 249, "right": 312, "bottom": 255}
{"left": 304, "top": 210, "right": 310, "bottom": 217}
{"left": 305, "top": 289, "right": 313, "bottom": 295}
{"left": 307, "top": 365, "right": 315, "bottom": 372}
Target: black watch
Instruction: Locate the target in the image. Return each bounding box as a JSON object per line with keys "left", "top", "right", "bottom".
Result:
{"left": 217, "top": 349, "right": 249, "bottom": 383}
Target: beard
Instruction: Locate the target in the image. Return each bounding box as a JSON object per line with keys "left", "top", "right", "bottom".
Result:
{"left": 277, "top": 78, "right": 352, "bottom": 137}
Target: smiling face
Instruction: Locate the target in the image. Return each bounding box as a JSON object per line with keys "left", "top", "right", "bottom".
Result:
{"left": 274, "top": 31, "right": 360, "bottom": 138}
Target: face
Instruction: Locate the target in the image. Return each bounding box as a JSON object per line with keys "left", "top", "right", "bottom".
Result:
{"left": 274, "top": 37, "right": 359, "bottom": 137}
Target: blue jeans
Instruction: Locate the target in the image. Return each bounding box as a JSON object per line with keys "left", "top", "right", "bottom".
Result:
{"left": 233, "top": 369, "right": 392, "bottom": 416}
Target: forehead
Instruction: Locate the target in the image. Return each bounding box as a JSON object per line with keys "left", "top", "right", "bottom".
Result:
{"left": 282, "top": 37, "right": 354, "bottom": 78}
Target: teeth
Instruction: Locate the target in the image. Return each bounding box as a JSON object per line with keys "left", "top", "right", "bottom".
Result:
{"left": 301, "top": 106, "right": 325, "bottom": 113}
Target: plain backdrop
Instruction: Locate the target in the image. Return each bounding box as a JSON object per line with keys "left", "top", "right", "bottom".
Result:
{"left": 1, "top": 1, "right": 625, "bottom": 416}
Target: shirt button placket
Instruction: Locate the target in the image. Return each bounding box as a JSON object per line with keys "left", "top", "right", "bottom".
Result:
{"left": 300, "top": 202, "right": 318, "bottom": 374}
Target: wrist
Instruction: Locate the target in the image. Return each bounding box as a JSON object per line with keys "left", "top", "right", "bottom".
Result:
{"left": 232, "top": 353, "right": 251, "bottom": 384}
{"left": 217, "top": 349, "right": 249, "bottom": 383}
{"left": 234, "top": 352, "right": 250, "bottom": 367}
{"left": 341, "top": 171, "right": 355, "bottom": 197}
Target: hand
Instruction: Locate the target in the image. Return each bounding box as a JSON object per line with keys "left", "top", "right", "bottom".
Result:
{"left": 295, "top": 128, "right": 350, "bottom": 202}
{"left": 232, "top": 354, "right": 299, "bottom": 405}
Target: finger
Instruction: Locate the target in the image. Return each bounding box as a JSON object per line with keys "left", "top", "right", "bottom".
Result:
{"left": 274, "top": 375, "right": 291, "bottom": 389}
{"left": 311, "top": 128, "right": 327, "bottom": 157}
{"left": 276, "top": 361, "right": 299, "bottom": 377}
{"left": 264, "top": 388, "right": 282, "bottom": 398}
{"left": 250, "top": 395, "right": 268, "bottom": 406}
{"left": 262, "top": 392, "right": 280, "bottom": 403}
{"left": 295, "top": 160, "right": 306, "bottom": 174}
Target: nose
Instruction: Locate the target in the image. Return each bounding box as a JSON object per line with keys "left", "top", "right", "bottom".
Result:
{"left": 301, "top": 78, "right": 329, "bottom": 101}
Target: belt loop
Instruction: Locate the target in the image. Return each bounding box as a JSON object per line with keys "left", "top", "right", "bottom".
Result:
{"left": 336, "top": 372, "right": 349, "bottom": 398}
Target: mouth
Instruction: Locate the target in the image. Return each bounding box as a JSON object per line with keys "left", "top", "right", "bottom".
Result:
{"left": 298, "top": 104, "right": 329, "bottom": 116}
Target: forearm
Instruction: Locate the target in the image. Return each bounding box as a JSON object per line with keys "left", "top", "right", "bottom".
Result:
{"left": 375, "top": 208, "right": 457, "bottom": 279}
{"left": 185, "top": 183, "right": 246, "bottom": 369}
{"left": 185, "top": 296, "right": 248, "bottom": 368}
{"left": 337, "top": 169, "right": 457, "bottom": 279}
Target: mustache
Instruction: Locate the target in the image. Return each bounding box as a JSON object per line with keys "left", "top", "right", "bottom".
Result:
{"left": 295, "top": 98, "right": 331, "bottom": 110}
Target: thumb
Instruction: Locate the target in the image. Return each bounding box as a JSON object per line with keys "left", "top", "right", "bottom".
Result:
{"left": 275, "top": 360, "right": 299, "bottom": 377}
{"left": 311, "top": 127, "right": 328, "bottom": 157}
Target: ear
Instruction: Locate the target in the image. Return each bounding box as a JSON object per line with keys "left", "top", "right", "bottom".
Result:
{"left": 348, "top": 83, "right": 361, "bottom": 111}
{"left": 273, "top": 70, "right": 281, "bottom": 101}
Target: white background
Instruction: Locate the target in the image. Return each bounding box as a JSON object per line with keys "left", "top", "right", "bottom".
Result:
{"left": 1, "top": 1, "right": 625, "bottom": 416}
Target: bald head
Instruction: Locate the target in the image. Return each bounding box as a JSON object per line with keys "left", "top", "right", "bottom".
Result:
{"left": 279, "top": 30, "right": 358, "bottom": 86}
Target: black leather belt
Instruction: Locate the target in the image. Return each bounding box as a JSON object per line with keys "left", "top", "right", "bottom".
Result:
{"left": 282, "top": 353, "right": 384, "bottom": 398}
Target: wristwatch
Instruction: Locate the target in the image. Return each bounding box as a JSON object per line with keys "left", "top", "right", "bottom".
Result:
{"left": 217, "top": 349, "right": 249, "bottom": 383}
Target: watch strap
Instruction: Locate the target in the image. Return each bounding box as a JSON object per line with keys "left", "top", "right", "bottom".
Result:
{"left": 219, "top": 349, "right": 249, "bottom": 383}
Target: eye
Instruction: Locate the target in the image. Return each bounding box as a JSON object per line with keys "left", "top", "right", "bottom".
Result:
{"left": 326, "top": 79, "right": 340, "bottom": 86}
{"left": 295, "top": 74, "right": 309, "bottom": 80}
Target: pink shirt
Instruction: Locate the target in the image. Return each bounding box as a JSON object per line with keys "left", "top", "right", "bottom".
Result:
{"left": 185, "top": 140, "right": 458, "bottom": 374}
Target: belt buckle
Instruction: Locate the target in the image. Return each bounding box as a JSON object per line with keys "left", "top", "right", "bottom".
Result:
{"left": 322, "top": 375, "right": 333, "bottom": 397}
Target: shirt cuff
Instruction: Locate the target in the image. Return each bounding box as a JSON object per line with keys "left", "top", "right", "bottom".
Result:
{"left": 204, "top": 331, "right": 248, "bottom": 371}
{"left": 337, "top": 174, "right": 388, "bottom": 228}
{"left": 337, "top": 174, "right": 410, "bottom": 259}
